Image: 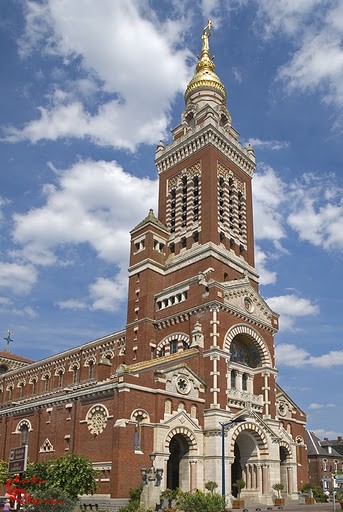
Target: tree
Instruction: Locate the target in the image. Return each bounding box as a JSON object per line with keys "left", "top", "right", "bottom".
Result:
{"left": 45, "top": 454, "right": 97, "bottom": 500}
{"left": 204, "top": 481, "right": 218, "bottom": 494}
{"left": 20, "top": 454, "right": 97, "bottom": 501}
{"left": 272, "top": 483, "right": 284, "bottom": 498}
{"left": 177, "top": 490, "right": 223, "bottom": 512}
{"left": 0, "top": 460, "right": 9, "bottom": 486}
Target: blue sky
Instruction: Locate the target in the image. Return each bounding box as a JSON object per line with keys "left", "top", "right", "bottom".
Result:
{"left": 0, "top": 0, "right": 342, "bottom": 438}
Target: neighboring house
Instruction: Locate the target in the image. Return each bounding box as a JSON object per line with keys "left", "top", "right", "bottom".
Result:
{"left": 307, "top": 431, "right": 343, "bottom": 490}
{"left": 0, "top": 24, "right": 308, "bottom": 509}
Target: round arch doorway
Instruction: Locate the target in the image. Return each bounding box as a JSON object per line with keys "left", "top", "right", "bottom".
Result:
{"left": 167, "top": 434, "right": 190, "bottom": 490}
{"left": 231, "top": 430, "right": 262, "bottom": 499}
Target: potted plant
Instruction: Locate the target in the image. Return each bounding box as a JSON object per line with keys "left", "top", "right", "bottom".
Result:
{"left": 272, "top": 483, "right": 285, "bottom": 506}
{"left": 232, "top": 479, "right": 246, "bottom": 509}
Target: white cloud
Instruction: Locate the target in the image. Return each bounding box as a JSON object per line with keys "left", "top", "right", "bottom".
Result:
{"left": 12, "top": 160, "right": 158, "bottom": 265}
{"left": 255, "top": 0, "right": 327, "bottom": 39}
{"left": 308, "top": 403, "right": 336, "bottom": 410}
{"left": 247, "top": 138, "right": 289, "bottom": 151}
{"left": 89, "top": 275, "right": 127, "bottom": 312}
{"left": 287, "top": 173, "right": 343, "bottom": 250}
{"left": 0, "top": 262, "right": 38, "bottom": 295}
{"left": 254, "top": 246, "right": 277, "bottom": 285}
{"left": 10, "top": 159, "right": 157, "bottom": 310}
{"left": 56, "top": 299, "right": 88, "bottom": 311}
{"left": 3, "top": 0, "right": 192, "bottom": 150}
{"left": 266, "top": 294, "right": 319, "bottom": 330}
{"left": 252, "top": 166, "right": 286, "bottom": 241}
{"left": 232, "top": 67, "right": 242, "bottom": 84}
{"left": 276, "top": 343, "right": 343, "bottom": 367}
{"left": 313, "top": 428, "right": 343, "bottom": 438}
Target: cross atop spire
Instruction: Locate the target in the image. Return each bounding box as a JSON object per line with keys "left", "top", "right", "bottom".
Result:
{"left": 4, "top": 330, "right": 13, "bottom": 352}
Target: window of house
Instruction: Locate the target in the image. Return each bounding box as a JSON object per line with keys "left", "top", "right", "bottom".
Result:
{"left": 323, "top": 459, "right": 328, "bottom": 471}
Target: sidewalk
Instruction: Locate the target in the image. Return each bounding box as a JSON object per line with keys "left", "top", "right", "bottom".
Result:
{"left": 237, "top": 503, "right": 337, "bottom": 512}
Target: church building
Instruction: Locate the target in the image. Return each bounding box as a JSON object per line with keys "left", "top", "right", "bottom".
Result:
{"left": 0, "top": 23, "right": 308, "bottom": 508}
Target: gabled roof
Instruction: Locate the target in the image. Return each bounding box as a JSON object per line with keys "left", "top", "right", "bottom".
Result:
{"left": 130, "top": 209, "right": 168, "bottom": 234}
{"left": 306, "top": 430, "right": 343, "bottom": 458}
{"left": 0, "top": 351, "right": 33, "bottom": 363}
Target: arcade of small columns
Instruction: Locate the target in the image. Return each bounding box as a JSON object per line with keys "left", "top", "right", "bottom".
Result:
{"left": 159, "top": 457, "right": 294, "bottom": 495}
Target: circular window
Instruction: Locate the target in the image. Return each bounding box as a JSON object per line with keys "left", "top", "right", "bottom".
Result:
{"left": 176, "top": 376, "right": 190, "bottom": 395}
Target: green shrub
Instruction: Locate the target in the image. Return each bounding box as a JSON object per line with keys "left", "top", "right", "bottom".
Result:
{"left": 177, "top": 489, "right": 223, "bottom": 512}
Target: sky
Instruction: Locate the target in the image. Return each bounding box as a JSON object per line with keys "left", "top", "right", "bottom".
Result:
{"left": 0, "top": 0, "right": 342, "bottom": 439}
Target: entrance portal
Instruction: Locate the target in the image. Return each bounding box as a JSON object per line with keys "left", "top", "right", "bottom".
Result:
{"left": 167, "top": 434, "right": 189, "bottom": 490}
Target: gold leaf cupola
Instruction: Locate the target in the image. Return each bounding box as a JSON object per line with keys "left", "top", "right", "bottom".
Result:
{"left": 180, "top": 20, "right": 231, "bottom": 133}
{"left": 185, "top": 20, "right": 227, "bottom": 109}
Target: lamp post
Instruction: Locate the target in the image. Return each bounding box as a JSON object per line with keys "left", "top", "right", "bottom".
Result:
{"left": 220, "top": 417, "right": 245, "bottom": 509}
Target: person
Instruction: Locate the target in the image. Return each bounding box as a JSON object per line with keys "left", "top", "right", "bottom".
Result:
{"left": 4, "top": 499, "right": 10, "bottom": 511}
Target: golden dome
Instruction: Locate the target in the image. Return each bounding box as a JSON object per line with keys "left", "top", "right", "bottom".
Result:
{"left": 184, "top": 20, "right": 227, "bottom": 102}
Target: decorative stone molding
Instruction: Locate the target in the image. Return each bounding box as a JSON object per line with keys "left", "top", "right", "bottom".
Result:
{"left": 85, "top": 404, "right": 109, "bottom": 436}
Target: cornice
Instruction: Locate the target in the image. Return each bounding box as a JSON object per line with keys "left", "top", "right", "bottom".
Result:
{"left": 155, "top": 124, "right": 255, "bottom": 178}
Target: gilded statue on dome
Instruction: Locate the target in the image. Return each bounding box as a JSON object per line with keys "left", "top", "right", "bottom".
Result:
{"left": 202, "top": 20, "right": 212, "bottom": 52}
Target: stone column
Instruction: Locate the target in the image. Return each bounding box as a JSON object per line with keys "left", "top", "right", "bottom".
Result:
{"left": 262, "top": 465, "right": 269, "bottom": 495}
{"left": 246, "top": 464, "right": 251, "bottom": 489}
{"left": 257, "top": 464, "right": 262, "bottom": 493}
{"left": 287, "top": 467, "right": 293, "bottom": 494}
{"left": 189, "top": 460, "right": 197, "bottom": 491}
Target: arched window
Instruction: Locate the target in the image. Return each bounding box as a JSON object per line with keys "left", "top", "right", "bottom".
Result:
{"left": 89, "top": 361, "right": 94, "bottom": 380}
{"left": 242, "top": 373, "right": 248, "bottom": 391}
{"left": 231, "top": 370, "right": 237, "bottom": 389}
{"left": 20, "top": 424, "right": 29, "bottom": 446}
{"left": 0, "top": 364, "right": 8, "bottom": 374}
{"left": 31, "top": 378, "right": 37, "bottom": 395}
{"left": 44, "top": 374, "right": 50, "bottom": 392}
{"left": 73, "top": 365, "right": 79, "bottom": 384}
{"left": 323, "top": 459, "right": 328, "bottom": 471}
{"left": 58, "top": 370, "right": 64, "bottom": 388}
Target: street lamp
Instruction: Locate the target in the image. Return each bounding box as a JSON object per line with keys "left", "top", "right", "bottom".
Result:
{"left": 220, "top": 417, "right": 245, "bottom": 508}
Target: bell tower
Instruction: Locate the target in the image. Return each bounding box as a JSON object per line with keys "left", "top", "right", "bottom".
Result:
{"left": 155, "top": 20, "right": 257, "bottom": 282}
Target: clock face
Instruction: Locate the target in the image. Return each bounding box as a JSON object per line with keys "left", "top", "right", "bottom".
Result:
{"left": 176, "top": 376, "right": 190, "bottom": 394}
